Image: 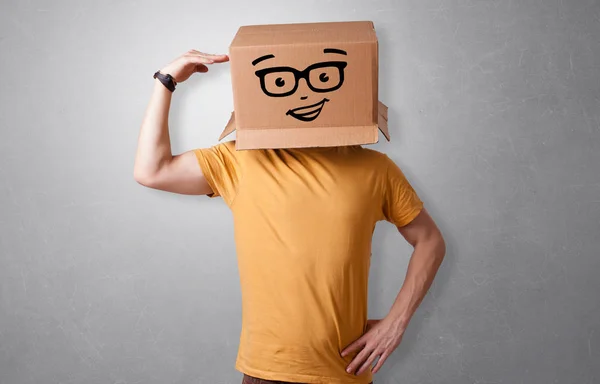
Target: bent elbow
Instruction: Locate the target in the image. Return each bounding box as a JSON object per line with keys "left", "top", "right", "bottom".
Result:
{"left": 436, "top": 232, "right": 447, "bottom": 260}
{"left": 133, "top": 168, "right": 156, "bottom": 187}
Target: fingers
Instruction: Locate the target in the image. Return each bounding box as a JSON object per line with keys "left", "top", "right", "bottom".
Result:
{"left": 186, "top": 50, "right": 229, "bottom": 63}
{"left": 207, "top": 54, "right": 229, "bottom": 63}
{"left": 185, "top": 54, "right": 217, "bottom": 65}
{"left": 371, "top": 350, "right": 390, "bottom": 374}
{"left": 356, "top": 350, "right": 379, "bottom": 376}
{"left": 183, "top": 55, "right": 218, "bottom": 74}
{"left": 195, "top": 64, "right": 209, "bottom": 73}
{"left": 341, "top": 337, "right": 366, "bottom": 357}
{"left": 346, "top": 346, "right": 372, "bottom": 375}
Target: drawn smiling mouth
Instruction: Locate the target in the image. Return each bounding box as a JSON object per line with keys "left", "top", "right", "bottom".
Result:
{"left": 286, "top": 98, "right": 330, "bottom": 122}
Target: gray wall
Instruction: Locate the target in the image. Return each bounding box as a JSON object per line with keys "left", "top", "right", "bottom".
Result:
{"left": 1, "top": 0, "right": 599, "bottom": 383}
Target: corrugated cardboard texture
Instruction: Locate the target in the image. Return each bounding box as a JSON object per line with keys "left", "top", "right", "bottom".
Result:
{"left": 222, "top": 21, "right": 388, "bottom": 149}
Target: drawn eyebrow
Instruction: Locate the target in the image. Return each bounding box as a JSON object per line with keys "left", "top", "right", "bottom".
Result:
{"left": 324, "top": 48, "right": 347, "bottom": 55}
{"left": 252, "top": 54, "right": 275, "bottom": 66}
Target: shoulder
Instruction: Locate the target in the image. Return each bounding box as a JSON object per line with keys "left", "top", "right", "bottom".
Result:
{"left": 217, "top": 140, "right": 237, "bottom": 153}
{"left": 209, "top": 140, "right": 246, "bottom": 161}
{"left": 355, "top": 148, "right": 413, "bottom": 187}
{"left": 194, "top": 140, "right": 246, "bottom": 171}
{"left": 351, "top": 146, "right": 392, "bottom": 168}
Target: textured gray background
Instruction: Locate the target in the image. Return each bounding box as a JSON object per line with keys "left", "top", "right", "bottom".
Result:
{"left": 1, "top": 0, "right": 599, "bottom": 383}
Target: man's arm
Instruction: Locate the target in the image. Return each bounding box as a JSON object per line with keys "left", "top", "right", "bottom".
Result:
{"left": 133, "top": 50, "right": 229, "bottom": 195}
{"left": 386, "top": 207, "right": 446, "bottom": 334}
{"left": 342, "top": 208, "right": 446, "bottom": 375}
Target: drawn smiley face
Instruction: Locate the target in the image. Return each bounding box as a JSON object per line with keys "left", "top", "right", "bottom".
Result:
{"left": 252, "top": 48, "right": 348, "bottom": 122}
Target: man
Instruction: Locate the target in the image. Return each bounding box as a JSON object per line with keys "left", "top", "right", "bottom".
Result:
{"left": 134, "top": 50, "right": 446, "bottom": 384}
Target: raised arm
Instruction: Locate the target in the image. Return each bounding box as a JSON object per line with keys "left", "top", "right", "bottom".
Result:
{"left": 133, "top": 50, "right": 229, "bottom": 195}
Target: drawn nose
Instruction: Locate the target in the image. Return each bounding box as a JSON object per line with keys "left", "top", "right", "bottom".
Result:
{"left": 300, "top": 96, "right": 308, "bottom": 100}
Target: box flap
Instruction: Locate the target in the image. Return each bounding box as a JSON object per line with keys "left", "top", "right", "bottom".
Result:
{"left": 218, "top": 112, "right": 237, "bottom": 141}
{"left": 218, "top": 101, "right": 390, "bottom": 144}
{"left": 235, "top": 125, "right": 379, "bottom": 150}
{"left": 378, "top": 101, "right": 390, "bottom": 141}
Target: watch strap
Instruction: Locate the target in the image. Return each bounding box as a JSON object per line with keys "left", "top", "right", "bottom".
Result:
{"left": 153, "top": 70, "right": 177, "bottom": 92}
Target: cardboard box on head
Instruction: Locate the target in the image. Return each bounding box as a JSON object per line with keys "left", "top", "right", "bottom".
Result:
{"left": 218, "top": 21, "right": 390, "bottom": 150}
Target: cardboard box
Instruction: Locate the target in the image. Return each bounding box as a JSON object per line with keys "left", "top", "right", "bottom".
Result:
{"left": 219, "top": 21, "right": 390, "bottom": 150}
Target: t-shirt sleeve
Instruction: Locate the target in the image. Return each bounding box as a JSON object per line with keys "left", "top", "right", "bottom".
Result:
{"left": 381, "top": 154, "right": 424, "bottom": 227}
{"left": 193, "top": 141, "right": 241, "bottom": 206}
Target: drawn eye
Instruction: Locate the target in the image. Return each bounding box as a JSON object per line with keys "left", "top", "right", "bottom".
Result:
{"left": 262, "top": 71, "right": 296, "bottom": 95}
{"left": 309, "top": 66, "right": 342, "bottom": 91}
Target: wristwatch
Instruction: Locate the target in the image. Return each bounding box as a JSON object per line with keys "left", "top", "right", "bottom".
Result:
{"left": 153, "top": 70, "right": 177, "bottom": 92}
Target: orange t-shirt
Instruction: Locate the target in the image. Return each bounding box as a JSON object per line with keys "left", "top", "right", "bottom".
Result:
{"left": 194, "top": 141, "right": 423, "bottom": 384}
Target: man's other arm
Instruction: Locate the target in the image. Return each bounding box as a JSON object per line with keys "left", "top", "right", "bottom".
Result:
{"left": 343, "top": 208, "right": 446, "bottom": 375}
{"left": 388, "top": 208, "right": 446, "bottom": 331}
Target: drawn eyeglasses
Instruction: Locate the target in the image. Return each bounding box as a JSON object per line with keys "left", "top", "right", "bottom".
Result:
{"left": 254, "top": 61, "right": 347, "bottom": 98}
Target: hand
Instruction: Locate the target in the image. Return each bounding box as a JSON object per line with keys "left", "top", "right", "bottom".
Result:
{"left": 159, "top": 50, "right": 229, "bottom": 83}
{"left": 341, "top": 318, "right": 405, "bottom": 376}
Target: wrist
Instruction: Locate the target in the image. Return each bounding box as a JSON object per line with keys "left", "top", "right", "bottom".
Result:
{"left": 386, "top": 308, "right": 411, "bottom": 333}
{"left": 153, "top": 78, "right": 173, "bottom": 94}
{"left": 153, "top": 70, "right": 177, "bottom": 92}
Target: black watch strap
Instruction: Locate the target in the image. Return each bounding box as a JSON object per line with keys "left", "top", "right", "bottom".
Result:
{"left": 153, "top": 70, "right": 177, "bottom": 92}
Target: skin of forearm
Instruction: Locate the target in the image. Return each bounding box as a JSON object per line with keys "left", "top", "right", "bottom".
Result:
{"left": 134, "top": 79, "right": 174, "bottom": 180}
{"left": 386, "top": 236, "right": 446, "bottom": 333}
